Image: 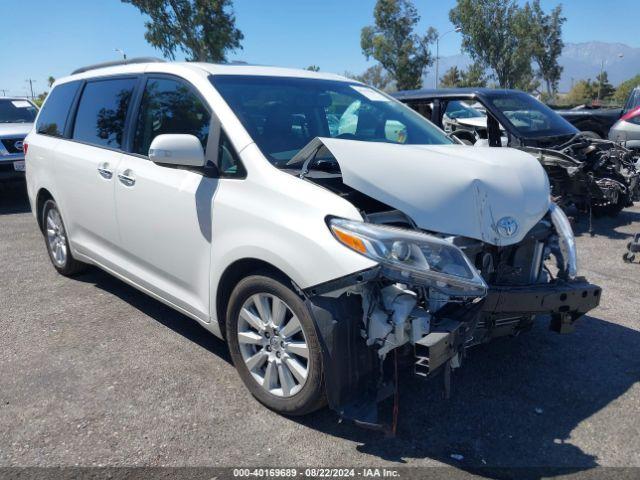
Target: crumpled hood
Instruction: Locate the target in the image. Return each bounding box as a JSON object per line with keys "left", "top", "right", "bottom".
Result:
{"left": 0, "top": 123, "right": 33, "bottom": 138}
{"left": 319, "top": 138, "right": 551, "bottom": 246}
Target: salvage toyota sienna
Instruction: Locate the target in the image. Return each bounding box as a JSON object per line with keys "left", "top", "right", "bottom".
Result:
{"left": 25, "top": 59, "right": 601, "bottom": 427}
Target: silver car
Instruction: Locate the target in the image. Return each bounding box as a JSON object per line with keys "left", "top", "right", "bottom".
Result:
{"left": 0, "top": 97, "right": 38, "bottom": 182}
{"left": 609, "top": 86, "right": 640, "bottom": 152}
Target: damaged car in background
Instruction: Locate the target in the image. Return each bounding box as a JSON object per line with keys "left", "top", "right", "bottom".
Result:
{"left": 393, "top": 88, "right": 640, "bottom": 219}
{"left": 27, "top": 62, "right": 601, "bottom": 433}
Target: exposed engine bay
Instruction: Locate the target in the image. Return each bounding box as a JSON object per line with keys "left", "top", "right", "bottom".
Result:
{"left": 518, "top": 135, "right": 640, "bottom": 217}
{"left": 287, "top": 137, "right": 601, "bottom": 430}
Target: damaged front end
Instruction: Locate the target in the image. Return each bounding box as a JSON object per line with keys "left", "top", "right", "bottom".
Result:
{"left": 520, "top": 134, "right": 640, "bottom": 217}
{"left": 292, "top": 138, "right": 602, "bottom": 430}
{"left": 303, "top": 208, "right": 600, "bottom": 429}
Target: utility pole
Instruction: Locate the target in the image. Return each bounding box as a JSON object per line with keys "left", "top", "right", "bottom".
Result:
{"left": 25, "top": 79, "right": 36, "bottom": 100}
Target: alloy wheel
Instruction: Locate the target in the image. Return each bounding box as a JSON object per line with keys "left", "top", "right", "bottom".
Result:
{"left": 237, "top": 293, "right": 310, "bottom": 397}
{"left": 46, "top": 208, "right": 67, "bottom": 267}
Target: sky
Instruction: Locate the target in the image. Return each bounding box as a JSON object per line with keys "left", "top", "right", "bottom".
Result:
{"left": 1, "top": 0, "right": 639, "bottom": 97}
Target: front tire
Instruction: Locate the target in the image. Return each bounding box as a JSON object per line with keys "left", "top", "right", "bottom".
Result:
{"left": 226, "top": 274, "right": 325, "bottom": 415}
{"left": 42, "top": 199, "right": 86, "bottom": 276}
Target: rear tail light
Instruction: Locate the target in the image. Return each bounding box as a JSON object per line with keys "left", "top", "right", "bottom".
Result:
{"left": 621, "top": 106, "right": 640, "bottom": 122}
{"left": 23, "top": 142, "right": 28, "bottom": 155}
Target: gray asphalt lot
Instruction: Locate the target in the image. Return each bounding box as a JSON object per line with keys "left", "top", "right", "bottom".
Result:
{"left": 1, "top": 182, "right": 639, "bottom": 474}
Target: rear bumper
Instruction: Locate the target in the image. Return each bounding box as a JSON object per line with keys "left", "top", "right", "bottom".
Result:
{"left": 0, "top": 157, "right": 25, "bottom": 182}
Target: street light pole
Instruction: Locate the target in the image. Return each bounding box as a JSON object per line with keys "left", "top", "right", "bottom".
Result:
{"left": 597, "top": 59, "right": 605, "bottom": 102}
{"left": 597, "top": 53, "right": 623, "bottom": 102}
{"left": 435, "top": 27, "right": 461, "bottom": 89}
{"left": 115, "top": 48, "right": 127, "bottom": 61}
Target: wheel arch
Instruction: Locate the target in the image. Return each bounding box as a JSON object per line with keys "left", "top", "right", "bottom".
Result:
{"left": 35, "top": 188, "right": 54, "bottom": 232}
{"left": 215, "top": 257, "right": 294, "bottom": 339}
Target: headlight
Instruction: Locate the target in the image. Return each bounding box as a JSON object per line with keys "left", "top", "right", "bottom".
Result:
{"left": 549, "top": 203, "right": 578, "bottom": 279}
{"left": 328, "top": 218, "right": 487, "bottom": 297}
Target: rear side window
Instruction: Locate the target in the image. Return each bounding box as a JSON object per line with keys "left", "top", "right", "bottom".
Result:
{"left": 36, "top": 81, "right": 81, "bottom": 137}
{"left": 72, "top": 78, "right": 137, "bottom": 149}
{"left": 132, "top": 78, "right": 210, "bottom": 156}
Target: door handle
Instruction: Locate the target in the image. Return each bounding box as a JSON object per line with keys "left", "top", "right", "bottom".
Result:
{"left": 117, "top": 170, "right": 136, "bottom": 187}
{"left": 97, "top": 165, "right": 113, "bottom": 179}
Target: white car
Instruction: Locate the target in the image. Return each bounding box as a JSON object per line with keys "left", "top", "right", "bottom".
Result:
{"left": 0, "top": 97, "right": 38, "bottom": 182}
{"left": 25, "top": 59, "right": 600, "bottom": 425}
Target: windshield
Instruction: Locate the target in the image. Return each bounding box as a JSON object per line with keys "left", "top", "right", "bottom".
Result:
{"left": 0, "top": 99, "right": 38, "bottom": 123}
{"left": 445, "top": 100, "right": 484, "bottom": 119}
{"left": 486, "top": 92, "right": 578, "bottom": 138}
{"left": 210, "top": 75, "right": 452, "bottom": 166}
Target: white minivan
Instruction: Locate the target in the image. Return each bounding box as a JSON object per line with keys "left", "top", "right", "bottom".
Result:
{"left": 25, "top": 59, "right": 600, "bottom": 425}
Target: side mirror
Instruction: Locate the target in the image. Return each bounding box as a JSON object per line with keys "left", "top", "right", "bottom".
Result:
{"left": 149, "top": 134, "right": 206, "bottom": 168}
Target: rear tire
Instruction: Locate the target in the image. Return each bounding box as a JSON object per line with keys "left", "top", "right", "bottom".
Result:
{"left": 226, "top": 273, "right": 325, "bottom": 415}
{"left": 42, "top": 199, "right": 86, "bottom": 276}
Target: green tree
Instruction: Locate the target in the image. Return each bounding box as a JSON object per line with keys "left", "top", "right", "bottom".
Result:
{"left": 459, "top": 62, "right": 488, "bottom": 88}
{"left": 34, "top": 93, "right": 48, "bottom": 107}
{"left": 614, "top": 74, "right": 640, "bottom": 104}
{"left": 47, "top": 76, "right": 56, "bottom": 88}
{"left": 449, "top": 0, "right": 533, "bottom": 89}
{"left": 565, "top": 79, "right": 597, "bottom": 105}
{"left": 361, "top": 0, "right": 437, "bottom": 90}
{"left": 357, "top": 64, "right": 394, "bottom": 91}
{"left": 121, "top": 0, "right": 243, "bottom": 62}
{"left": 439, "top": 63, "right": 489, "bottom": 88}
{"left": 440, "top": 66, "right": 462, "bottom": 88}
{"left": 524, "top": 0, "right": 565, "bottom": 95}
{"left": 594, "top": 71, "right": 615, "bottom": 101}
{"left": 306, "top": 65, "right": 320, "bottom": 72}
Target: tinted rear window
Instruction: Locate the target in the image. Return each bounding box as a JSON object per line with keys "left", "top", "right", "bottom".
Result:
{"left": 72, "top": 78, "right": 137, "bottom": 149}
{"left": 36, "top": 81, "right": 81, "bottom": 136}
{"left": 0, "top": 99, "right": 38, "bottom": 124}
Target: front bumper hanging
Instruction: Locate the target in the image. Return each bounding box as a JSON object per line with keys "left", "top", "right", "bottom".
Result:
{"left": 482, "top": 279, "right": 601, "bottom": 317}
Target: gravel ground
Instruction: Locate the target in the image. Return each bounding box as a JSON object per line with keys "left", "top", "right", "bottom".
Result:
{"left": 1, "top": 183, "right": 639, "bottom": 474}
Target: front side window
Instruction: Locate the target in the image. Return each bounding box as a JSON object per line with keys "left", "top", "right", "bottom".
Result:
{"left": 218, "top": 130, "right": 245, "bottom": 177}
{"left": 72, "top": 78, "right": 137, "bottom": 149}
{"left": 210, "top": 75, "right": 452, "bottom": 167}
{"left": 36, "top": 81, "right": 81, "bottom": 137}
{"left": 132, "top": 78, "right": 211, "bottom": 156}
{"left": 0, "top": 99, "right": 38, "bottom": 124}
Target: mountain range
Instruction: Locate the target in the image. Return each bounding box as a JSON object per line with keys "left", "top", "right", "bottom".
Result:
{"left": 426, "top": 41, "right": 640, "bottom": 92}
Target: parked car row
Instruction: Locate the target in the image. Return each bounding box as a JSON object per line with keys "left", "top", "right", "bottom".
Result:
{"left": 393, "top": 88, "right": 640, "bottom": 218}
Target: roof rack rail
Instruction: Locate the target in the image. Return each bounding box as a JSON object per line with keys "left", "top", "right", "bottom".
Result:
{"left": 71, "top": 57, "right": 165, "bottom": 75}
